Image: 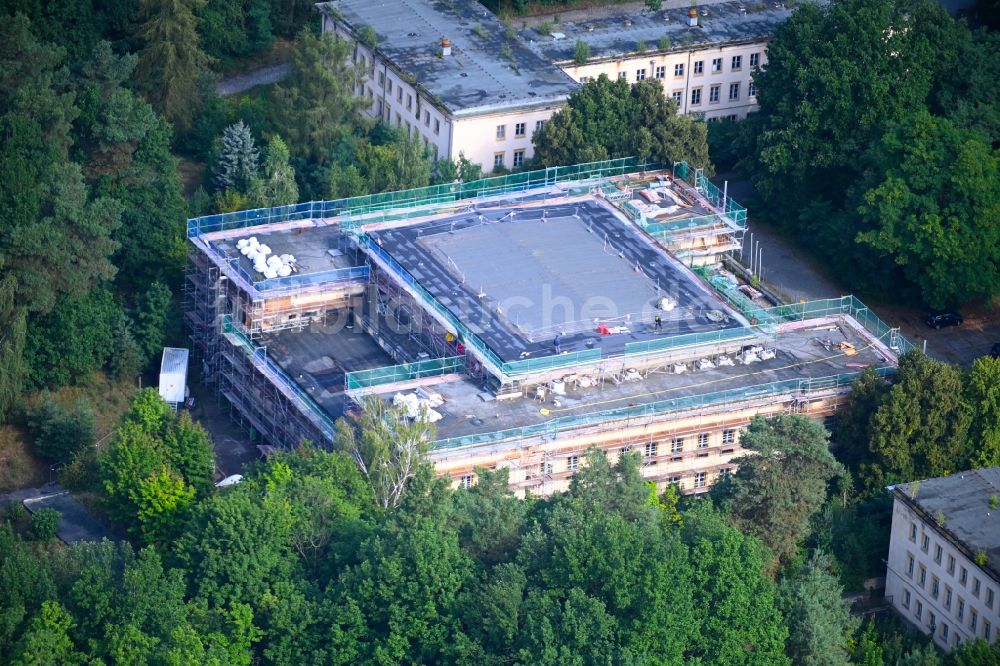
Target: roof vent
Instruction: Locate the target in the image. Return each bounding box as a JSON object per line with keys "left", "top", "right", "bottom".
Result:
{"left": 441, "top": 38, "right": 452, "bottom": 56}
{"left": 688, "top": 8, "right": 699, "bottom": 26}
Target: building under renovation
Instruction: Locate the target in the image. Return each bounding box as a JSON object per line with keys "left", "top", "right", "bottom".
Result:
{"left": 186, "top": 158, "right": 912, "bottom": 495}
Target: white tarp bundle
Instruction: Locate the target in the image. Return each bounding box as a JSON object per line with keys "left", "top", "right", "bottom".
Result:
{"left": 158, "top": 348, "right": 189, "bottom": 405}
{"left": 392, "top": 392, "right": 443, "bottom": 423}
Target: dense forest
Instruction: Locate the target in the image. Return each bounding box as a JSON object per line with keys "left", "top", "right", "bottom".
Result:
{"left": 729, "top": 0, "right": 1000, "bottom": 309}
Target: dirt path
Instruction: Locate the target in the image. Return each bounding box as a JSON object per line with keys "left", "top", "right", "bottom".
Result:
{"left": 216, "top": 63, "right": 290, "bottom": 96}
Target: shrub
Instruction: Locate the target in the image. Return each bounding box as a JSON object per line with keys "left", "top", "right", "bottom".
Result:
{"left": 28, "top": 508, "right": 61, "bottom": 541}
{"left": 573, "top": 40, "right": 590, "bottom": 65}
{"left": 25, "top": 394, "right": 95, "bottom": 465}
{"left": 537, "top": 20, "right": 554, "bottom": 36}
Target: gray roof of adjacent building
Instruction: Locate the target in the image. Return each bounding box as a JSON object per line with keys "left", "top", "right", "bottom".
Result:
{"left": 521, "top": 1, "right": 795, "bottom": 64}
{"left": 316, "top": 0, "right": 580, "bottom": 116}
{"left": 891, "top": 467, "right": 1000, "bottom": 580}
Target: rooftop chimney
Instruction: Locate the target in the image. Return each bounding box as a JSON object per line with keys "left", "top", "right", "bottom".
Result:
{"left": 688, "top": 8, "right": 699, "bottom": 26}
{"left": 441, "top": 38, "right": 452, "bottom": 56}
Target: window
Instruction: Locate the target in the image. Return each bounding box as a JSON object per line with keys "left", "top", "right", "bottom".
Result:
{"left": 960, "top": 567, "right": 968, "bottom": 586}
{"left": 945, "top": 586, "right": 953, "bottom": 609}
{"left": 694, "top": 471, "right": 706, "bottom": 488}
{"left": 731, "top": 55, "right": 742, "bottom": 70}
{"left": 674, "top": 63, "right": 684, "bottom": 76}
{"left": 709, "top": 85, "right": 720, "bottom": 103}
{"left": 957, "top": 597, "right": 965, "bottom": 621}
{"left": 691, "top": 88, "right": 702, "bottom": 105}
{"left": 397, "top": 87, "right": 402, "bottom": 102}
{"left": 671, "top": 90, "right": 682, "bottom": 105}
{"left": 935, "top": 544, "right": 943, "bottom": 564}
{"left": 671, "top": 437, "right": 684, "bottom": 453}
{"left": 720, "top": 468, "right": 732, "bottom": 480}
{"left": 907, "top": 554, "right": 915, "bottom": 577}
{"left": 919, "top": 565, "right": 927, "bottom": 587}
{"left": 513, "top": 150, "right": 524, "bottom": 168}
{"left": 579, "top": 76, "right": 590, "bottom": 83}
{"left": 916, "top": 600, "right": 923, "bottom": 621}
{"left": 973, "top": 578, "right": 981, "bottom": 598}
{"left": 394, "top": 112, "right": 401, "bottom": 126}
{"left": 378, "top": 71, "right": 385, "bottom": 87}
{"left": 618, "top": 72, "right": 628, "bottom": 80}
{"left": 748, "top": 81, "right": 757, "bottom": 97}
{"left": 669, "top": 475, "right": 681, "bottom": 485}
{"left": 722, "top": 429, "right": 735, "bottom": 444}
{"left": 494, "top": 152, "right": 505, "bottom": 169}
{"left": 711, "top": 57, "right": 722, "bottom": 73}
{"left": 434, "top": 119, "right": 440, "bottom": 135}
{"left": 910, "top": 524, "right": 918, "bottom": 542}
{"left": 406, "top": 94, "right": 412, "bottom": 111}
{"left": 387, "top": 79, "right": 393, "bottom": 93}
{"left": 636, "top": 68, "right": 646, "bottom": 81}
{"left": 942, "top": 622, "right": 949, "bottom": 641}
{"left": 496, "top": 124, "right": 506, "bottom": 140}
{"left": 694, "top": 60, "right": 703, "bottom": 74}
{"left": 514, "top": 122, "right": 526, "bottom": 138}
{"left": 655, "top": 65, "right": 665, "bottom": 79}
{"left": 540, "top": 462, "right": 552, "bottom": 475}
{"left": 376, "top": 100, "right": 383, "bottom": 115}
{"left": 986, "top": 588, "right": 994, "bottom": 609}
{"left": 696, "top": 433, "right": 709, "bottom": 448}
{"left": 620, "top": 445, "right": 632, "bottom": 455}
{"left": 645, "top": 442, "right": 658, "bottom": 458}
{"left": 932, "top": 576, "right": 940, "bottom": 599}
{"left": 984, "top": 620, "right": 991, "bottom": 640}
{"left": 424, "top": 110, "right": 430, "bottom": 126}
{"left": 903, "top": 589, "right": 911, "bottom": 608}
{"left": 921, "top": 534, "right": 929, "bottom": 553}
{"left": 535, "top": 120, "right": 546, "bottom": 132}
{"left": 970, "top": 609, "right": 977, "bottom": 632}
{"left": 929, "top": 612, "right": 936, "bottom": 631}
{"left": 567, "top": 455, "right": 579, "bottom": 471}
{"left": 750, "top": 52, "right": 760, "bottom": 67}
{"left": 947, "top": 555, "right": 956, "bottom": 575}
{"left": 459, "top": 474, "right": 473, "bottom": 488}
{"left": 729, "top": 82, "right": 740, "bottom": 101}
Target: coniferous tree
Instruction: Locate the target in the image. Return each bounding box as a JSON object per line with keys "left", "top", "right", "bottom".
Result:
{"left": 134, "top": 0, "right": 210, "bottom": 133}
{"left": 0, "top": 275, "right": 26, "bottom": 424}
{"left": 214, "top": 121, "right": 260, "bottom": 193}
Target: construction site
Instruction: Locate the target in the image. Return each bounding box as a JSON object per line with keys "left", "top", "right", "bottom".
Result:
{"left": 185, "top": 158, "right": 913, "bottom": 495}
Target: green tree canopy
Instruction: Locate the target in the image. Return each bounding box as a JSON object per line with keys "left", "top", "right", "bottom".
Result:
{"left": 716, "top": 414, "right": 844, "bottom": 565}
{"left": 533, "top": 74, "right": 711, "bottom": 170}
{"left": 778, "top": 551, "right": 858, "bottom": 666}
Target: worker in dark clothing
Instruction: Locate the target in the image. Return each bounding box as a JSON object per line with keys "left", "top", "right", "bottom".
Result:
{"left": 553, "top": 334, "right": 562, "bottom": 354}
{"left": 654, "top": 315, "right": 662, "bottom": 331}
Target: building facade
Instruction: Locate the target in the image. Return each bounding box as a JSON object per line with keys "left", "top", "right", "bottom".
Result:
{"left": 885, "top": 470, "right": 1000, "bottom": 651}
{"left": 319, "top": 0, "right": 795, "bottom": 170}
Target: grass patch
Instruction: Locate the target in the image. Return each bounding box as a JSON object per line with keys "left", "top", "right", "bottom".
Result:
{"left": 1, "top": 373, "right": 138, "bottom": 494}
{"left": 0, "top": 426, "right": 48, "bottom": 493}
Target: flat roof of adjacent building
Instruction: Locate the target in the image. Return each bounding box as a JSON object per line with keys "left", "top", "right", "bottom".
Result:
{"left": 368, "top": 197, "right": 745, "bottom": 363}
{"left": 317, "top": 0, "right": 580, "bottom": 115}
{"left": 522, "top": 1, "right": 795, "bottom": 64}
{"left": 893, "top": 468, "right": 1000, "bottom": 576}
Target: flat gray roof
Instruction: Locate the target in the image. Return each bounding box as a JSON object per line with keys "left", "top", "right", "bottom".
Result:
{"left": 894, "top": 468, "right": 1000, "bottom": 577}
{"left": 368, "top": 199, "right": 743, "bottom": 363}
{"left": 522, "top": 1, "right": 796, "bottom": 64}
{"left": 318, "top": 0, "right": 580, "bottom": 115}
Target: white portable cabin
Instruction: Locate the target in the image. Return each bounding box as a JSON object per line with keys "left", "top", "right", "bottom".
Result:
{"left": 158, "top": 347, "right": 189, "bottom": 411}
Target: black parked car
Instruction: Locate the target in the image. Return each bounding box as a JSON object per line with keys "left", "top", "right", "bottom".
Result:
{"left": 925, "top": 312, "right": 963, "bottom": 328}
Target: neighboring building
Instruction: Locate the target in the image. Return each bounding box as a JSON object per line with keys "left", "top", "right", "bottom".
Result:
{"left": 317, "top": 0, "right": 797, "bottom": 171}
{"left": 524, "top": 2, "right": 792, "bottom": 121}
{"left": 317, "top": 0, "right": 579, "bottom": 171}
{"left": 885, "top": 469, "right": 1000, "bottom": 651}
{"left": 185, "top": 159, "right": 911, "bottom": 496}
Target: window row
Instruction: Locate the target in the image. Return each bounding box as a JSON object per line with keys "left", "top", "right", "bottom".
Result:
{"left": 614, "top": 52, "right": 762, "bottom": 82}
{"left": 901, "top": 586, "right": 997, "bottom": 645}
{"left": 906, "top": 525, "right": 996, "bottom": 610}
{"left": 493, "top": 149, "right": 526, "bottom": 170}
{"left": 636, "top": 430, "right": 737, "bottom": 459}
{"left": 497, "top": 120, "right": 545, "bottom": 141}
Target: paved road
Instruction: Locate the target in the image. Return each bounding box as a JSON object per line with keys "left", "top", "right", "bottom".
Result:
{"left": 216, "top": 63, "right": 290, "bottom": 96}
{"left": 1, "top": 482, "right": 115, "bottom": 543}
